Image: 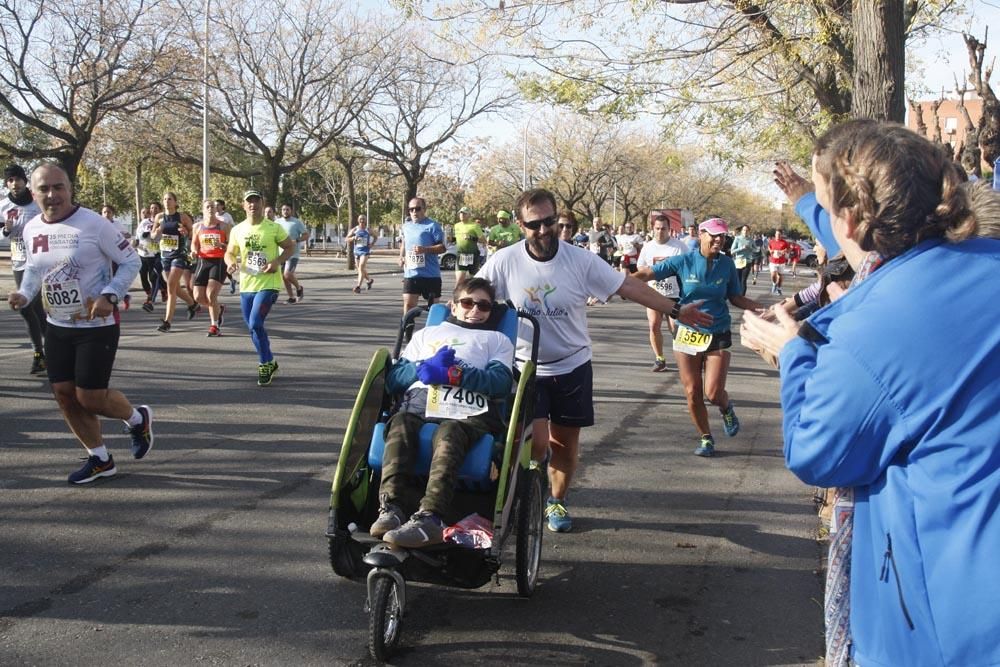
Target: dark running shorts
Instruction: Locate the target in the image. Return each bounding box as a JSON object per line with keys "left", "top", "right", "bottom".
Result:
{"left": 45, "top": 324, "right": 120, "bottom": 389}
{"left": 534, "top": 360, "right": 595, "bottom": 428}
{"left": 402, "top": 277, "right": 442, "bottom": 302}
{"left": 193, "top": 257, "right": 227, "bottom": 286}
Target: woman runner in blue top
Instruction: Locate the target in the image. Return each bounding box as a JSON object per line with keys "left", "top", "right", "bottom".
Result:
{"left": 346, "top": 214, "right": 374, "bottom": 293}
{"left": 635, "top": 218, "right": 763, "bottom": 456}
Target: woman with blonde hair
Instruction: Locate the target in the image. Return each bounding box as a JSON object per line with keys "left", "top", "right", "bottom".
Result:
{"left": 743, "top": 122, "right": 1000, "bottom": 667}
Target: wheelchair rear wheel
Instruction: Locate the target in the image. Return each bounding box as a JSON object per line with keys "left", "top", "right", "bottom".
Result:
{"left": 515, "top": 466, "right": 544, "bottom": 597}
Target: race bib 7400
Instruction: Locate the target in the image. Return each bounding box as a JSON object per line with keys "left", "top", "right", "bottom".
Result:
{"left": 425, "top": 385, "right": 488, "bottom": 420}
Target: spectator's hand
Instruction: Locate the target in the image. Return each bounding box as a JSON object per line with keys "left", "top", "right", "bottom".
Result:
{"left": 740, "top": 308, "right": 800, "bottom": 360}
{"left": 773, "top": 161, "right": 815, "bottom": 203}
{"left": 417, "top": 346, "right": 456, "bottom": 385}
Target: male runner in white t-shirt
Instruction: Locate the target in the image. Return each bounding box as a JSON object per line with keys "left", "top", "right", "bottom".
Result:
{"left": 478, "top": 188, "right": 712, "bottom": 532}
{"left": 7, "top": 164, "right": 154, "bottom": 484}
{"left": 637, "top": 214, "right": 688, "bottom": 371}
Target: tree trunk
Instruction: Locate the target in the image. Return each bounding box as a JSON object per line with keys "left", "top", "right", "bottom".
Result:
{"left": 851, "top": 0, "right": 905, "bottom": 122}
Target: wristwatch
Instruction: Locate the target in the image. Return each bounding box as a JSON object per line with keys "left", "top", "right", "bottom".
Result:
{"left": 104, "top": 293, "right": 119, "bottom": 306}
{"left": 447, "top": 365, "right": 463, "bottom": 386}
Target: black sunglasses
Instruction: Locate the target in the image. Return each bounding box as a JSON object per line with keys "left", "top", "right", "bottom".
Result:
{"left": 557, "top": 223, "right": 575, "bottom": 230}
{"left": 523, "top": 215, "right": 558, "bottom": 231}
{"left": 408, "top": 206, "right": 424, "bottom": 212}
{"left": 457, "top": 298, "right": 493, "bottom": 311}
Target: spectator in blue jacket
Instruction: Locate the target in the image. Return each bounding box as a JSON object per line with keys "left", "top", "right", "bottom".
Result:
{"left": 743, "top": 122, "right": 1000, "bottom": 667}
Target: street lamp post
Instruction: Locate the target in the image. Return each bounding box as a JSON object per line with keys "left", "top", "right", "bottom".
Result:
{"left": 522, "top": 118, "right": 530, "bottom": 190}
{"left": 202, "top": 0, "right": 210, "bottom": 200}
{"left": 98, "top": 166, "right": 107, "bottom": 204}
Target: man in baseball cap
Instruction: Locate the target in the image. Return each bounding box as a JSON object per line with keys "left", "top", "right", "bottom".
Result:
{"left": 487, "top": 209, "right": 521, "bottom": 254}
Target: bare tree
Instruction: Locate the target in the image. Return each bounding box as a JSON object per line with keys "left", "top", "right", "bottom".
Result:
{"left": 351, "top": 38, "right": 511, "bottom": 203}
{"left": 150, "top": 0, "right": 383, "bottom": 205}
{"left": 963, "top": 31, "right": 1000, "bottom": 168}
{"left": 0, "top": 0, "right": 187, "bottom": 180}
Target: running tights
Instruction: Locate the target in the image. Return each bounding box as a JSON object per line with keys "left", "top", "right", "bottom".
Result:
{"left": 240, "top": 290, "right": 278, "bottom": 364}
{"left": 13, "top": 270, "right": 46, "bottom": 353}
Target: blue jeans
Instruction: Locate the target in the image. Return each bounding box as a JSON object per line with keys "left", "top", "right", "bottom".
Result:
{"left": 240, "top": 290, "right": 279, "bottom": 363}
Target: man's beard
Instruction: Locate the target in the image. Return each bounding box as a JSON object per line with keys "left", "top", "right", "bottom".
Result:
{"left": 527, "top": 233, "right": 557, "bottom": 260}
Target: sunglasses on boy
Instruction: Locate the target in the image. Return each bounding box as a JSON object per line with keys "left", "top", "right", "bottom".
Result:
{"left": 457, "top": 298, "right": 493, "bottom": 311}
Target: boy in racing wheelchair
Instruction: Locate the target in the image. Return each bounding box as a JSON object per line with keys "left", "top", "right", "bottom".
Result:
{"left": 371, "top": 277, "right": 515, "bottom": 547}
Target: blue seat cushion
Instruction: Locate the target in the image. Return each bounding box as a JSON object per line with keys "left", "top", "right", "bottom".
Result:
{"left": 368, "top": 421, "right": 495, "bottom": 490}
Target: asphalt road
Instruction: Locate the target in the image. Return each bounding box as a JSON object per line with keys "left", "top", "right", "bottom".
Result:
{"left": 0, "top": 253, "right": 824, "bottom": 666}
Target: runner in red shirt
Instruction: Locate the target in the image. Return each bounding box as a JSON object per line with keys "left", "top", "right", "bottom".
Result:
{"left": 767, "top": 229, "right": 790, "bottom": 295}
{"left": 787, "top": 240, "right": 801, "bottom": 276}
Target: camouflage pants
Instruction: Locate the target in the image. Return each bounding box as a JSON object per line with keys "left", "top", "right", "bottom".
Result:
{"left": 380, "top": 411, "right": 500, "bottom": 517}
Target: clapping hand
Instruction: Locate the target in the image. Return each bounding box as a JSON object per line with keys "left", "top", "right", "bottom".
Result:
{"left": 417, "top": 346, "right": 456, "bottom": 385}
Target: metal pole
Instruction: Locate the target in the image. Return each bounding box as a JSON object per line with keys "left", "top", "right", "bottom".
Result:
{"left": 521, "top": 119, "right": 528, "bottom": 190}
{"left": 201, "top": 0, "right": 210, "bottom": 200}
{"left": 365, "top": 169, "right": 370, "bottom": 224}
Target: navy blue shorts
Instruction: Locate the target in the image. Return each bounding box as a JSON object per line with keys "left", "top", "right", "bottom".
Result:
{"left": 46, "top": 324, "right": 120, "bottom": 390}
{"left": 534, "top": 360, "right": 595, "bottom": 428}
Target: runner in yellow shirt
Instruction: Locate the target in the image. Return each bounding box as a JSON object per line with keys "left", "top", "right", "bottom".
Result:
{"left": 224, "top": 190, "right": 296, "bottom": 386}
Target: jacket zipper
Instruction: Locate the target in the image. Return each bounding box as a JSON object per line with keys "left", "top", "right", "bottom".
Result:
{"left": 879, "top": 532, "right": 916, "bottom": 630}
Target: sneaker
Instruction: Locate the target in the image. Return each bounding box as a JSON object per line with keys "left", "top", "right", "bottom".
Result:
{"left": 383, "top": 510, "right": 445, "bottom": 548}
{"left": 370, "top": 498, "right": 405, "bottom": 539}
{"left": 694, "top": 435, "right": 715, "bottom": 457}
{"left": 722, "top": 402, "right": 740, "bottom": 437}
{"left": 141, "top": 300, "right": 154, "bottom": 313}
{"left": 123, "top": 294, "right": 131, "bottom": 311}
{"left": 545, "top": 498, "right": 572, "bottom": 532}
{"left": 286, "top": 297, "right": 297, "bottom": 304}
{"left": 128, "top": 405, "right": 154, "bottom": 459}
{"left": 229, "top": 283, "right": 236, "bottom": 295}
{"left": 366, "top": 278, "right": 374, "bottom": 290}
{"left": 157, "top": 320, "right": 171, "bottom": 333}
{"left": 30, "top": 352, "right": 46, "bottom": 375}
{"left": 187, "top": 303, "right": 200, "bottom": 320}
{"left": 207, "top": 325, "right": 220, "bottom": 337}
{"left": 268, "top": 359, "right": 279, "bottom": 377}
{"left": 296, "top": 285, "right": 304, "bottom": 300}
{"left": 769, "top": 284, "right": 776, "bottom": 295}
{"left": 218, "top": 304, "right": 226, "bottom": 327}
{"left": 258, "top": 363, "right": 274, "bottom": 386}
{"left": 68, "top": 454, "right": 117, "bottom": 484}
{"left": 352, "top": 286, "right": 361, "bottom": 294}
{"left": 651, "top": 358, "right": 668, "bottom": 373}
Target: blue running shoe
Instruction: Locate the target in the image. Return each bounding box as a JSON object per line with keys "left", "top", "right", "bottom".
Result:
{"left": 722, "top": 402, "right": 740, "bottom": 437}
{"left": 68, "top": 454, "right": 117, "bottom": 484}
{"left": 129, "top": 405, "right": 154, "bottom": 459}
{"left": 545, "top": 498, "right": 572, "bottom": 532}
{"left": 694, "top": 435, "right": 715, "bottom": 457}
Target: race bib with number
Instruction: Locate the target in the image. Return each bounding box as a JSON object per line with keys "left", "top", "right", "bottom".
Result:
{"left": 734, "top": 257, "right": 747, "bottom": 269}
{"left": 673, "top": 324, "right": 713, "bottom": 355}
{"left": 406, "top": 252, "right": 426, "bottom": 269}
{"left": 160, "top": 235, "right": 179, "bottom": 251}
{"left": 10, "top": 238, "right": 25, "bottom": 263}
{"left": 458, "top": 253, "right": 475, "bottom": 266}
{"left": 201, "top": 232, "right": 223, "bottom": 248}
{"left": 653, "top": 277, "right": 680, "bottom": 298}
{"left": 43, "top": 279, "right": 84, "bottom": 320}
{"left": 244, "top": 250, "right": 268, "bottom": 275}
{"left": 425, "top": 385, "right": 489, "bottom": 420}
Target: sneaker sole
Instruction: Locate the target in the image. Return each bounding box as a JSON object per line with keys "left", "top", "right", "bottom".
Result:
{"left": 70, "top": 465, "right": 117, "bottom": 484}
{"left": 133, "top": 405, "right": 154, "bottom": 459}
{"left": 546, "top": 521, "right": 572, "bottom": 533}
{"left": 694, "top": 448, "right": 714, "bottom": 457}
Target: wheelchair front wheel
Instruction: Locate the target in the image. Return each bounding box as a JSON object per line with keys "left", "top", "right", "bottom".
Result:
{"left": 515, "top": 466, "right": 544, "bottom": 597}
{"left": 368, "top": 575, "right": 403, "bottom": 661}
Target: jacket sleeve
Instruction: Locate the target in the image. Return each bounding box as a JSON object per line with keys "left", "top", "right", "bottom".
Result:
{"left": 779, "top": 335, "right": 911, "bottom": 488}
{"left": 101, "top": 222, "right": 141, "bottom": 298}
{"left": 387, "top": 358, "right": 418, "bottom": 393}
{"left": 793, "top": 192, "right": 841, "bottom": 257}
{"left": 456, "top": 360, "right": 513, "bottom": 398}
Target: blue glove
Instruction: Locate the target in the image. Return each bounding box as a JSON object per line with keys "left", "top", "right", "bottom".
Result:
{"left": 417, "top": 346, "right": 455, "bottom": 385}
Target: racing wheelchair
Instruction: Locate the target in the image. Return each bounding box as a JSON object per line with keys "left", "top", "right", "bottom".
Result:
{"left": 325, "top": 302, "right": 543, "bottom": 661}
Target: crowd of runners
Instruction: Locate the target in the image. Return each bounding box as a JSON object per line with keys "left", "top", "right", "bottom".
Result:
{"left": 5, "top": 115, "right": 1000, "bottom": 665}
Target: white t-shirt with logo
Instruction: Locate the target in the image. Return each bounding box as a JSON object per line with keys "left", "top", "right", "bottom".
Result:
{"left": 616, "top": 233, "right": 644, "bottom": 260}
{"left": 17, "top": 206, "right": 140, "bottom": 328}
{"left": 638, "top": 238, "right": 687, "bottom": 298}
{"left": 478, "top": 241, "right": 625, "bottom": 376}
{"left": 398, "top": 320, "right": 514, "bottom": 415}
